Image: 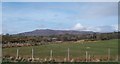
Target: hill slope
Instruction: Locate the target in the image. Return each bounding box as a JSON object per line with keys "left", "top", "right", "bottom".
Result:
{"left": 16, "top": 29, "right": 95, "bottom": 36}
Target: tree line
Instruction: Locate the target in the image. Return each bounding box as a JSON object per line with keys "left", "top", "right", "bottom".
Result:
{"left": 2, "top": 31, "right": 119, "bottom": 44}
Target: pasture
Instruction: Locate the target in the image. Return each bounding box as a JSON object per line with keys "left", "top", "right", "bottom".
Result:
{"left": 2, "top": 39, "right": 118, "bottom": 61}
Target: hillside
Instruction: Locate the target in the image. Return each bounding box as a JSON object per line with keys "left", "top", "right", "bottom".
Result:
{"left": 16, "top": 29, "right": 95, "bottom": 36}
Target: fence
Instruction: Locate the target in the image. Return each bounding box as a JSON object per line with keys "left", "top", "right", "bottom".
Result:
{"left": 2, "top": 48, "right": 118, "bottom": 62}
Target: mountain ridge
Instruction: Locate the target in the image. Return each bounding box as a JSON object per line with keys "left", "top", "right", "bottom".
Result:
{"left": 15, "top": 29, "right": 95, "bottom": 36}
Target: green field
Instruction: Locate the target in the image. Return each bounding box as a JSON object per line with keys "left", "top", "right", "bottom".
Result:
{"left": 3, "top": 39, "right": 118, "bottom": 59}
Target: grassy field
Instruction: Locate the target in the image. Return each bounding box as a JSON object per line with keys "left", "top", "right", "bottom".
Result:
{"left": 3, "top": 39, "right": 118, "bottom": 59}
{"left": 1, "top": 62, "right": 119, "bottom": 64}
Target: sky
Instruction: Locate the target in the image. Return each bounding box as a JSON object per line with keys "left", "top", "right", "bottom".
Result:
{"left": 2, "top": 2, "right": 118, "bottom": 34}
{"left": 2, "top": 0, "right": 119, "bottom": 2}
{"left": 0, "top": 2, "right": 2, "bottom": 34}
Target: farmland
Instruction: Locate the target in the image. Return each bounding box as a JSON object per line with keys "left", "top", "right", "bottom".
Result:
{"left": 3, "top": 39, "right": 118, "bottom": 62}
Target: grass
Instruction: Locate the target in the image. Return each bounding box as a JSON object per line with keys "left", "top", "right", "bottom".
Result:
{"left": 2, "top": 39, "right": 118, "bottom": 59}
{"left": 1, "top": 62, "right": 119, "bottom": 64}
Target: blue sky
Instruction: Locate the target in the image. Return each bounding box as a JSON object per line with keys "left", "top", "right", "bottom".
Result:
{"left": 2, "top": 2, "right": 118, "bottom": 34}
{"left": 2, "top": 0, "right": 119, "bottom": 2}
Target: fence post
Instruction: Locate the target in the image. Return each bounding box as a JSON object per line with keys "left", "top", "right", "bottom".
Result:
{"left": 50, "top": 49, "right": 53, "bottom": 60}
{"left": 108, "top": 48, "right": 110, "bottom": 61}
{"left": 32, "top": 48, "right": 34, "bottom": 60}
{"left": 16, "top": 48, "right": 19, "bottom": 58}
{"left": 88, "top": 54, "right": 90, "bottom": 62}
{"left": 86, "top": 51, "right": 88, "bottom": 62}
{"left": 68, "top": 48, "right": 70, "bottom": 62}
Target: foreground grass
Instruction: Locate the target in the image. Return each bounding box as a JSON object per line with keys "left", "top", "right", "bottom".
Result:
{"left": 3, "top": 39, "right": 118, "bottom": 59}
{"left": 1, "top": 62, "right": 119, "bottom": 64}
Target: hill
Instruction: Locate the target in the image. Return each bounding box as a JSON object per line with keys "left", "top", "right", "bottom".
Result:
{"left": 16, "top": 29, "right": 95, "bottom": 36}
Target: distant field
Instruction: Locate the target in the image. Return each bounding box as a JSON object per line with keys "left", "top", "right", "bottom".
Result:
{"left": 3, "top": 39, "right": 118, "bottom": 59}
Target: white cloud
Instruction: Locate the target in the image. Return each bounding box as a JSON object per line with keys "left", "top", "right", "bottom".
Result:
{"left": 112, "top": 25, "right": 117, "bottom": 31}
{"left": 72, "top": 23, "right": 118, "bottom": 32}
{"left": 86, "top": 26, "right": 101, "bottom": 32}
{"left": 112, "top": 24, "right": 119, "bottom": 31}
{"left": 72, "top": 23, "right": 100, "bottom": 31}
{"left": 72, "top": 23, "right": 86, "bottom": 30}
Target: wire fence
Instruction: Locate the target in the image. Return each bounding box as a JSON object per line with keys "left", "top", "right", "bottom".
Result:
{"left": 2, "top": 48, "right": 118, "bottom": 62}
